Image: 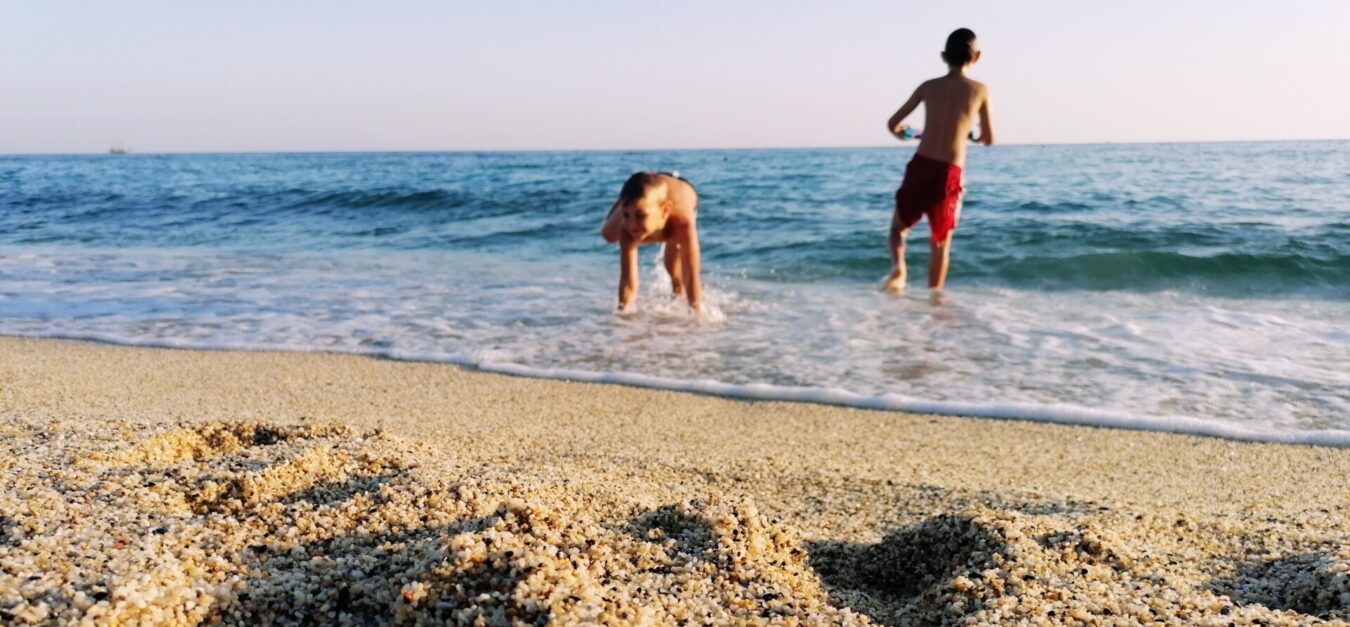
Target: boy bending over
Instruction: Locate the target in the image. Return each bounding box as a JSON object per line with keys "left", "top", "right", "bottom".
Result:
{"left": 600, "top": 171, "right": 702, "bottom": 312}
{"left": 884, "top": 28, "right": 995, "bottom": 293}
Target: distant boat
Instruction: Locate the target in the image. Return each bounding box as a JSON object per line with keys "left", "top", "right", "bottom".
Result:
{"left": 109, "top": 145, "right": 129, "bottom": 154}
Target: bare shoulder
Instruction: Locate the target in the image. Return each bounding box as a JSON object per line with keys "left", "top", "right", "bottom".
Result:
{"left": 967, "top": 78, "right": 990, "bottom": 95}
{"left": 664, "top": 175, "right": 699, "bottom": 217}
{"left": 902, "top": 78, "right": 931, "bottom": 98}
{"left": 664, "top": 174, "right": 697, "bottom": 198}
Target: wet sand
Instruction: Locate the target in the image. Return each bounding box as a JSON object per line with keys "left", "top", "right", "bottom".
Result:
{"left": 1, "top": 336, "right": 1347, "bottom": 625}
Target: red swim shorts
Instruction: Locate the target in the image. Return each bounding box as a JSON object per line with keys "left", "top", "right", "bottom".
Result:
{"left": 893, "top": 153, "right": 964, "bottom": 243}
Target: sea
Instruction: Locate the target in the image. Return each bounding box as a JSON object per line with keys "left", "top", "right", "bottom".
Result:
{"left": 2, "top": 142, "right": 1347, "bottom": 445}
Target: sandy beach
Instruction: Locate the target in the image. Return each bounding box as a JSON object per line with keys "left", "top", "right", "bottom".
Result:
{"left": 1, "top": 335, "right": 1347, "bottom": 625}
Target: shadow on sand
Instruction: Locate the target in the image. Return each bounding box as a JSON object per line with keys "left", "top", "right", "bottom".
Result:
{"left": 1209, "top": 550, "right": 1349, "bottom": 621}
{"left": 806, "top": 512, "right": 1008, "bottom": 625}
{"left": 224, "top": 513, "right": 547, "bottom": 625}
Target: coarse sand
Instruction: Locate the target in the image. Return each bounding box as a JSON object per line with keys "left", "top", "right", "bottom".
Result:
{"left": 1, "top": 337, "right": 1347, "bottom": 625}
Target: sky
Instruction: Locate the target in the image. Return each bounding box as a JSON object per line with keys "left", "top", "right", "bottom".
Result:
{"left": 2, "top": 1, "right": 1348, "bottom": 153}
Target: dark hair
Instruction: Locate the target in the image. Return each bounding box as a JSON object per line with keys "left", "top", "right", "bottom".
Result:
{"left": 617, "top": 171, "right": 662, "bottom": 206}
{"left": 942, "top": 28, "right": 977, "bottom": 67}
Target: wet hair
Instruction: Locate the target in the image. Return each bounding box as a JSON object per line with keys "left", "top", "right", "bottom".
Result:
{"left": 617, "top": 171, "right": 663, "bottom": 206}
{"left": 941, "top": 28, "right": 977, "bottom": 67}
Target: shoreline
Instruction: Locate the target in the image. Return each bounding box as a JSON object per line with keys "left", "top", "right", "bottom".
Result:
{"left": 2, "top": 336, "right": 1348, "bottom": 624}
{"left": 4, "top": 332, "right": 1345, "bottom": 448}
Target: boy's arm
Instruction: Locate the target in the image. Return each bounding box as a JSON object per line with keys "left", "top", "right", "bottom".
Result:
{"left": 977, "top": 90, "right": 995, "bottom": 146}
{"left": 887, "top": 84, "right": 925, "bottom": 138}
{"left": 617, "top": 233, "right": 639, "bottom": 310}
{"left": 600, "top": 201, "right": 622, "bottom": 243}
{"left": 680, "top": 226, "right": 703, "bottom": 312}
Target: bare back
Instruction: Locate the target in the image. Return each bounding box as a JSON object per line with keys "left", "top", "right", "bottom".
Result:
{"left": 915, "top": 75, "right": 987, "bottom": 167}
{"left": 660, "top": 175, "right": 699, "bottom": 227}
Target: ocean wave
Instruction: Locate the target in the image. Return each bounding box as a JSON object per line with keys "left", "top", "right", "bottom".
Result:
{"left": 973, "top": 250, "right": 1350, "bottom": 292}
{"left": 287, "top": 188, "right": 468, "bottom": 211}
{"left": 708, "top": 230, "right": 1349, "bottom": 293}
{"left": 1009, "top": 201, "right": 1094, "bottom": 213}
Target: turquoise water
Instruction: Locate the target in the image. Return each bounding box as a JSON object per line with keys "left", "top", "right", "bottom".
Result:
{"left": 2, "top": 142, "right": 1347, "bottom": 441}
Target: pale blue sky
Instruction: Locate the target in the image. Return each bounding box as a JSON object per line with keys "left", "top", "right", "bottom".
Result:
{"left": 2, "top": 1, "right": 1347, "bottom": 153}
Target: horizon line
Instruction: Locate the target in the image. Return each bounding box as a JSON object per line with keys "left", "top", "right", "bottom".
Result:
{"left": 2, "top": 136, "right": 1347, "bottom": 158}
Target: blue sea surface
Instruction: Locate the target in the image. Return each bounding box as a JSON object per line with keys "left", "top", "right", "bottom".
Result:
{"left": 2, "top": 142, "right": 1348, "bottom": 441}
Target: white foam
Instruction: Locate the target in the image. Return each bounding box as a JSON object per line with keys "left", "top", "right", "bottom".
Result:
{"left": 2, "top": 246, "right": 1346, "bottom": 445}
{"left": 4, "top": 329, "right": 1348, "bottom": 448}
{"left": 475, "top": 361, "right": 1350, "bottom": 447}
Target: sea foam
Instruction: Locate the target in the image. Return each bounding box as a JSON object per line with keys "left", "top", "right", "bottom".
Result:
{"left": 5, "top": 328, "right": 1349, "bottom": 448}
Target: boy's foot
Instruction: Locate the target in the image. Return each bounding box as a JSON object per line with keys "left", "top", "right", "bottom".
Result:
{"left": 882, "top": 270, "right": 907, "bottom": 294}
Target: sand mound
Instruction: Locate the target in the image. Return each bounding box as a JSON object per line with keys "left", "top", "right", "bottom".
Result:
{"left": 96, "top": 422, "right": 355, "bottom": 466}
{"left": 1216, "top": 547, "right": 1350, "bottom": 620}
{"left": 1, "top": 419, "right": 866, "bottom": 625}
{"left": 3, "top": 415, "right": 1346, "bottom": 625}
{"left": 810, "top": 505, "right": 1349, "bottom": 625}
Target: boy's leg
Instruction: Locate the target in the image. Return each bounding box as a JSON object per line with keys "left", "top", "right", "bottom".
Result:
{"left": 884, "top": 215, "right": 908, "bottom": 293}
{"left": 928, "top": 182, "right": 961, "bottom": 290}
{"left": 928, "top": 230, "right": 953, "bottom": 290}
{"left": 663, "top": 242, "right": 685, "bottom": 297}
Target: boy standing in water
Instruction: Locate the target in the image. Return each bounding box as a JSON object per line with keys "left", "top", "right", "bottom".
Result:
{"left": 600, "top": 171, "right": 703, "bottom": 313}
{"left": 884, "top": 28, "right": 995, "bottom": 293}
